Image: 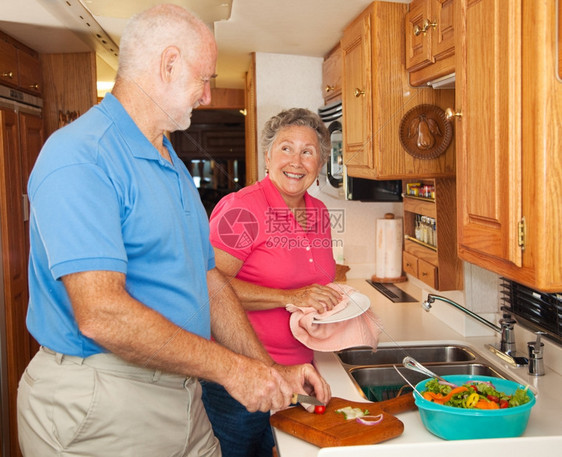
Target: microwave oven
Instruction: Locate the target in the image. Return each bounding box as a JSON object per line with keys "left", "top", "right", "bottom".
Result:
{"left": 318, "top": 101, "right": 402, "bottom": 202}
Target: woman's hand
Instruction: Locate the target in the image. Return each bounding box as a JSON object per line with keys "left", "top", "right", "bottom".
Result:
{"left": 285, "top": 284, "right": 342, "bottom": 313}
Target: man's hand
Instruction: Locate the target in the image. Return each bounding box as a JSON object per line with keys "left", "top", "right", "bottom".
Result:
{"left": 220, "top": 356, "right": 294, "bottom": 412}
{"left": 273, "top": 363, "right": 332, "bottom": 412}
{"left": 219, "top": 356, "right": 331, "bottom": 413}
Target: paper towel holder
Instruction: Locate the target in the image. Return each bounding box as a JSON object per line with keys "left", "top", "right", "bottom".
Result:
{"left": 371, "top": 213, "right": 407, "bottom": 284}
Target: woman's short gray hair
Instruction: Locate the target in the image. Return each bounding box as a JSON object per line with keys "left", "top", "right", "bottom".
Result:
{"left": 261, "top": 108, "right": 331, "bottom": 164}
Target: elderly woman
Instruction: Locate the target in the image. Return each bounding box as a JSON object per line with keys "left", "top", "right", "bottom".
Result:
{"left": 201, "top": 108, "right": 342, "bottom": 457}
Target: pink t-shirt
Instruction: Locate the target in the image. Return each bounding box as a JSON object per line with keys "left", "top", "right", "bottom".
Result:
{"left": 209, "top": 176, "right": 336, "bottom": 365}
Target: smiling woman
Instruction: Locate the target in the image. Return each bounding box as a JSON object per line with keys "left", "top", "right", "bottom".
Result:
{"left": 201, "top": 107, "right": 338, "bottom": 457}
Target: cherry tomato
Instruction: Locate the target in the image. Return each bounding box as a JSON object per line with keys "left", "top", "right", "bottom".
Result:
{"left": 499, "top": 399, "right": 509, "bottom": 409}
{"left": 487, "top": 395, "right": 499, "bottom": 403}
{"left": 314, "top": 405, "right": 326, "bottom": 414}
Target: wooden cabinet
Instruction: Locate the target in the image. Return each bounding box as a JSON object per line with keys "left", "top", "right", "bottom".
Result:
{"left": 1, "top": 107, "right": 43, "bottom": 457}
{"left": 454, "top": 0, "right": 562, "bottom": 292}
{"left": 406, "top": 0, "right": 456, "bottom": 87}
{"left": 322, "top": 43, "right": 342, "bottom": 104}
{"left": 0, "top": 31, "right": 42, "bottom": 96}
{"left": 402, "top": 178, "right": 463, "bottom": 291}
{"left": 341, "top": 1, "right": 456, "bottom": 181}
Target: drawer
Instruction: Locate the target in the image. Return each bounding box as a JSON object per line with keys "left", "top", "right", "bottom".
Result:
{"left": 403, "top": 251, "right": 418, "bottom": 277}
{"left": 418, "top": 257, "right": 438, "bottom": 289}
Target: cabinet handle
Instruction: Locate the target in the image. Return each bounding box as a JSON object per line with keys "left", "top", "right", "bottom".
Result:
{"left": 413, "top": 19, "right": 437, "bottom": 36}
{"left": 2, "top": 71, "right": 14, "bottom": 79}
{"left": 22, "top": 194, "right": 29, "bottom": 222}
{"left": 422, "top": 272, "right": 428, "bottom": 276}
{"left": 28, "top": 83, "right": 40, "bottom": 90}
{"left": 445, "top": 107, "right": 462, "bottom": 120}
{"left": 354, "top": 88, "right": 365, "bottom": 98}
{"left": 325, "top": 85, "right": 335, "bottom": 93}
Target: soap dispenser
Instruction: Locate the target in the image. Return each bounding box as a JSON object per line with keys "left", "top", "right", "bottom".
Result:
{"left": 527, "top": 331, "right": 546, "bottom": 376}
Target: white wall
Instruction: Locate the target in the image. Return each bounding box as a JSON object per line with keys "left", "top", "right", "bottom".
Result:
{"left": 254, "top": 52, "right": 325, "bottom": 177}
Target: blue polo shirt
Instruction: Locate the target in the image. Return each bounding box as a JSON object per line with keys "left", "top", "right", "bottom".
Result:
{"left": 26, "top": 93, "right": 215, "bottom": 357}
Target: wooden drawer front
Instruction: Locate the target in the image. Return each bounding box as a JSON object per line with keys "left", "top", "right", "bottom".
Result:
{"left": 418, "top": 258, "right": 438, "bottom": 288}
{"left": 403, "top": 251, "right": 418, "bottom": 277}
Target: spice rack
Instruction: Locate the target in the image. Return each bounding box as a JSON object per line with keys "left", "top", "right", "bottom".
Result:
{"left": 402, "top": 178, "right": 463, "bottom": 291}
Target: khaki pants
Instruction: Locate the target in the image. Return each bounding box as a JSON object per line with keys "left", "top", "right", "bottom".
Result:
{"left": 17, "top": 347, "right": 221, "bottom": 457}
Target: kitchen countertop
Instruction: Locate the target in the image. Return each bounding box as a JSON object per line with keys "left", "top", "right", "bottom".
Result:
{"left": 273, "top": 279, "right": 562, "bottom": 456}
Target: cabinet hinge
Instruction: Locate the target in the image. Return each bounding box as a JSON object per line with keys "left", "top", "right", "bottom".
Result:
{"left": 518, "top": 217, "right": 526, "bottom": 250}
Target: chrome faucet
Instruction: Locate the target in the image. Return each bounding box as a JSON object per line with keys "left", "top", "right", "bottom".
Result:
{"left": 422, "top": 294, "right": 528, "bottom": 367}
{"left": 527, "top": 331, "right": 546, "bottom": 376}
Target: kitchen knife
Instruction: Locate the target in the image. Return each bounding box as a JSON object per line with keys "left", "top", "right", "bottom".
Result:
{"left": 291, "top": 393, "right": 323, "bottom": 406}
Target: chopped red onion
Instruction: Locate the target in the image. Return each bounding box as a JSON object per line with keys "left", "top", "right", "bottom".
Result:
{"left": 356, "top": 413, "right": 384, "bottom": 426}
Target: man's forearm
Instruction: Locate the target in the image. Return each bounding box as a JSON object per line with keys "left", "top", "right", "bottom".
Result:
{"left": 62, "top": 270, "right": 251, "bottom": 385}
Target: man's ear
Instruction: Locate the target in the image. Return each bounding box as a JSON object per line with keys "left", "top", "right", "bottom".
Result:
{"left": 161, "top": 46, "right": 181, "bottom": 81}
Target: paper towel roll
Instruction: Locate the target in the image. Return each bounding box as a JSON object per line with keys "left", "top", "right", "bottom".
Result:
{"left": 375, "top": 215, "right": 403, "bottom": 280}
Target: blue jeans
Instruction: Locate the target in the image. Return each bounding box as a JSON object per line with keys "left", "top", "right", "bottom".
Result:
{"left": 201, "top": 381, "right": 274, "bottom": 457}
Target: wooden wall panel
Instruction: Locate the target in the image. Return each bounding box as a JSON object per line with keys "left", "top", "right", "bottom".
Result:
{"left": 40, "top": 52, "right": 97, "bottom": 138}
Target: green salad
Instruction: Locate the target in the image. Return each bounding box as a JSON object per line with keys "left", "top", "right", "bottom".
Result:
{"left": 421, "top": 378, "right": 531, "bottom": 409}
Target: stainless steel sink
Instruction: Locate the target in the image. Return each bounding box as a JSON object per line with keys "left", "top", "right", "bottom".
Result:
{"left": 337, "top": 344, "right": 515, "bottom": 402}
{"left": 349, "top": 364, "right": 506, "bottom": 402}
{"left": 337, "top": 344, "right": 476, "bottom": 366}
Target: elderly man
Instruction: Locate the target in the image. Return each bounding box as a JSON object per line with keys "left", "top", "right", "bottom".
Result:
{"left": 17, "top": 4, "right": 330, "bottom": 457}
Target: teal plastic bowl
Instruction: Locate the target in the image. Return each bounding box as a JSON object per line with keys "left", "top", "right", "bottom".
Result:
{"left": 414, "top": 374, "right": 536, "bottom": 440}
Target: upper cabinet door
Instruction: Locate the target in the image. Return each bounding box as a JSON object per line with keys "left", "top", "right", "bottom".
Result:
{"left": 405, "top": 0, "right": 433, "bottom": 72}
{"left": 406, "top": 0, "right": 456, "bottom": 86}
{"left": 431, "top": 0, "right": 456, "bottom": 61}
{"left": 0, "top": 37, "right": 19, "bottom": 86}
{"left": 341, "top": 10, "right": 373, "bottom": 172}
{"left": 455, "top": 0, "right": 523, "bottom": 267}
{"left": 322, "top": 44, "right": 342, "bottom": 104}
{"left": 456, "top": 0, "right": 562, "bottom": 291}
{"left": 17, "top": 49, "right": 41, "bottom": 95}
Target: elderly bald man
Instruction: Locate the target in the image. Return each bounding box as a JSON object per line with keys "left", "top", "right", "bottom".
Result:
{"left": 17, "top": 4, "right": 330, "bottom": 457}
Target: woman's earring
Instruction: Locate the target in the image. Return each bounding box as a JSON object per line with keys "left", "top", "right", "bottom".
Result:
{"left": 265, "top": 168, "right": 269, "bottom": 174}
{"left": 316, "top": 177, "right": 320, "bottom": 186}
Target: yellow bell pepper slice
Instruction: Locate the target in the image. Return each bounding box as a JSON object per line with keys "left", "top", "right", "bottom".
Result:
{"left": 465, "top": 392, "right": 480, "bottom": 408}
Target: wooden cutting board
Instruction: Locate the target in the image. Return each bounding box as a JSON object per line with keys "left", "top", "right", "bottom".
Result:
{"left": 270, "top": 393, "right": 415, "bottom": 448}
